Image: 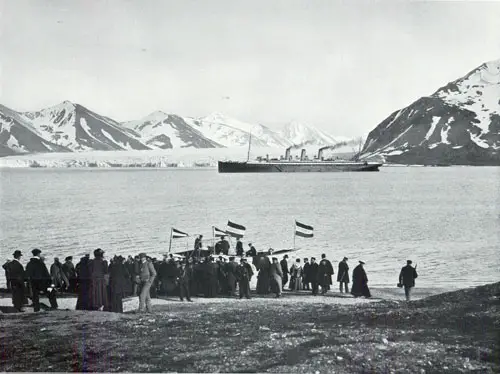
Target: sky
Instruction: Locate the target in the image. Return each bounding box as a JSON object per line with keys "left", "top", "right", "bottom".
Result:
{"left": 1, "top": 0, "right": 499, "bottom": 137}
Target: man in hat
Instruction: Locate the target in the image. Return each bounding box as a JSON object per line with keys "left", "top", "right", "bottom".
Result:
{"left": 62, "top": 256, "right": 77, "bottom": 293}
{"left": 236, "top": 258, "right": 253, "bottom": 299}
{"left": 25, "top": 249, "right": 58, "bottom": 311}
{"left": 9, "top": 250, "right": 25, "bottom": 312}
{"left": 337, "top": 257, "right": 350, "bottom": 293}
{"left": 320, "top": 254, "right": 334, "bottom": 290}
{"left": 246, "top": 243, "right": 257, "bottom": 257}
{"left": 399, "top": 260, "right": 418, "bottom": 301}
{"left": 351, "top": 261, "right": 371, "bottom": 298}
{"left": 137, "top": 252, "right": 157, "bottom": 313}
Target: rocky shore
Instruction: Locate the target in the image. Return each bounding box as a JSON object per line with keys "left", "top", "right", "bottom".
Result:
{"left": 0, "top": 283, "right": 498, "bottom": 373}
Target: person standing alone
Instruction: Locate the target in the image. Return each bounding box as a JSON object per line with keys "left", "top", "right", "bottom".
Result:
{"left": 399, "top": 260, "right": 418, "bottom": 301}
{"left": 9, "top": 250, "right": 25, "bottom": 312}
{"left": 137, "top": 253, "right": 157, "bottom": 313}
{"left": 337, "top": 257, "right": 350, "bottom": 293}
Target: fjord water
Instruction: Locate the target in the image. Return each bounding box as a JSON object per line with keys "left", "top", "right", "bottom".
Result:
{"left": 0, "top": 167, "right": 498, "bottom": 289}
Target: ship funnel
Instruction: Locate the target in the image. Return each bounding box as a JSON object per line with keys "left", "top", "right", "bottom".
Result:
{"left": 284, "top": 146, "right": 292, "bottom": 161}
{"left": 300, "top": 149, "right": 306, "bottom": 161}
{"left": 318, "top": 146, "right": 330, "bottom": 160}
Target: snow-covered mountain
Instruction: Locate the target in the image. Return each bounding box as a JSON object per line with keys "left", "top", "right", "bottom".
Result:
{"left": 362, "top": 59, "right": 500, "bottom": 165}
{"left": 0, "top": 102, "right": 349, "bottom": 156}
{"left": 0, "top": 103, "right": 70, "bottom": 156}
{"left": 123, "top": 111, "right": 221, "bottom": 149}
{"left": 184, "top": 112, "right": 291, "bottom": 148}
{"left": 20, "top": 101, "right": 150, "bottom": 152}
{"left": 280, "top": 121, "right": 350, "bottom": 146}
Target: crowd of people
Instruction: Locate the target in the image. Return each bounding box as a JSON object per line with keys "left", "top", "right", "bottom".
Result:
{"left": 2, "top": 240, "right": 418, "bottom": 314}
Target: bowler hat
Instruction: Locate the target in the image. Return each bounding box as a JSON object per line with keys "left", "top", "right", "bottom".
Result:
{"left": 407, "top": 260, "right": 412, "bottom": 264}
{"left": 65, "top": 256, "right": 73, "bottom": 261}
{"left": 343, "top": 257, "right": 348, "bottom": 261}
{"left": 32, "top": 248, "right": 42, "bottom": 256}
{"left": 13, "top": 250, "right": 22, "bottom": 258}
{"left": 139, "top": 252, "right": 147, "bottom": 258}
{"left": 94, "top": 248, "right": 104, "bottom": 257}
{"left": 359, "top": 260, "right": 365, "bottom": 265}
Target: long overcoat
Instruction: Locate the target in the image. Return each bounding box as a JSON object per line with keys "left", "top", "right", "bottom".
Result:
{"left": 351, "top": 264, "right": 371, "bottom": 297}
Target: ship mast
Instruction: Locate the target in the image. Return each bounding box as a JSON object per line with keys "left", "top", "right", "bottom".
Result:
{"left": 246, "top": 131, "right": 252, "bottom": 162}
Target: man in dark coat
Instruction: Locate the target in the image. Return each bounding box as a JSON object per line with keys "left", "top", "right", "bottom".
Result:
{"left": 302, "top": 258, "right": 311, "bottom": 290}
{"left": 399, "top": 260, "right": 418, "bottom": 301}
{"left": 246, "top": 243, "right": 257, "bottom": 257}
{"left": 351, "top": 261, "right": 371, "bottom": 298}
{"left": 109, "top": 256, "right": 129, "bottom": 313}
{"left": 269, "top": 257, "right": 283, "bottom": 297}
{"left": 280, "top": 255, "right": 289, "bottom": 289}
{"left": 235, "top": 239, "right": 244, "bottom": 257}
{"left": 309, "top": 257, "right": 319, "bottom": 295}
{"left": 255, "top": 253, "right": 271, "bottom": 295}
{"left": 88, "top": 248, "right": 109, "bottom": 311}
{"left": 178, "top": 262, "right": 193, "bottom": 302}
{"left": 25, "top": 249, "right": 57, "bottom": 312}
{"left": 317, "top": 258, "right": 331, "bottom": 295}
{"left": 337, "top": 257, "right": 350, "bottom": 293}
{"left": 226, "top": 257, "right": 238, "bottom": 296}
{"left": 62, "top": 256, "right": 77, "bottom": 293}
{"left": 9, "top": 250, "right": 25, "bottom": 312}
{"left": 76, "top": 254, "right": 91, "bottom": 310}
{"left": 220, "top": 236, "right": 230, "bottom": 256}
{"left": 321, "top": 254, "right": 334, "bottom": 290}
{"left": 236, "top": 258, "right": 253, "bottom": 299}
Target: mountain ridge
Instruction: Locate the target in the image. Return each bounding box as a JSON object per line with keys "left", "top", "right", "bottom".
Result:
{"left": 361, "top": 59, "right": 500, "bottom": 165}
{"left": 0, "top": 102, "right": 349, "bottom": 156}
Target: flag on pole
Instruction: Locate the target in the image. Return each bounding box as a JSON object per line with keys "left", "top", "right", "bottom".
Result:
{"left": 171, "top": 228, "right": 189, "bottom": 239}
{"left": 295, "top": 221, "right": 313, "bottom": 238}
{"left": 213, "top": 226, "right": 228, "bottom": 238}
{"left": 226, "top": 221, "right": 246, "bottom": 239}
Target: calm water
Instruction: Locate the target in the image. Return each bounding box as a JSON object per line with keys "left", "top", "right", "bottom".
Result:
{"left": 0, "top": 167, "right": 499, "bottom": 288}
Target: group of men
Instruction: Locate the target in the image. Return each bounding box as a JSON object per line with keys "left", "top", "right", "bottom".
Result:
{"left": 2, "top": 243, "right": 418, "bottom": 314}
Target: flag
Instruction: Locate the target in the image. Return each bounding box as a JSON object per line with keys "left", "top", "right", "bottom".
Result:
{"left": 213, "top": 226, "right": 227, "bottom": 238}
{"left": 226, "top": 221, "right": 246, "bottom": 239}
{"left": 295, "top": 221, "right": 313, "bottom": 238}
{"left": 171, "top": 228, "right": 189, "bottom": 239}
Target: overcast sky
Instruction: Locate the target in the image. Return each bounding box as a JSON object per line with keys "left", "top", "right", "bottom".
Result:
{"left": 1, "top": 0, "right": 499, "bottom": 137}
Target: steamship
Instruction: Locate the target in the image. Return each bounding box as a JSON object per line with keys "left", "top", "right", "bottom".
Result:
{"left": 218, "top": 146, "right": 383, "bottom": 173}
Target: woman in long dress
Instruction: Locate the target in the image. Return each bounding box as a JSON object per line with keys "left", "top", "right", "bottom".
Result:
{"left": 88, "top": 248, "right": 109, "bottom": 310}
{"left": 351, "top": 261, "right": 371, "bottom": 298}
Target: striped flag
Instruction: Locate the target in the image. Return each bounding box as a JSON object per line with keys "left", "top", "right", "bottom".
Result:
{"left": 171, "top": 228, "right": 189, "bottom": 239}
{"left": 213, "top": 226, "right": 227, "bottom": 238}
{"left": 295, "top": 221, "right": 313, "bottom": 238}
{"left": 226, "top": 221, "right": 246, "bottom": 239}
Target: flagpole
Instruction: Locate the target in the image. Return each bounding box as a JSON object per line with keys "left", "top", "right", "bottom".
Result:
{"left": 293, "top": 220, "right": 296, "bottom": 251}
{"left": 168, "top": 228, "right": 172, "bottom": 253}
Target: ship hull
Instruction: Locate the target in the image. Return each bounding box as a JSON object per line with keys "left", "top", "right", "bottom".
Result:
{"left": 218, "top": 161, "right": 382, "bottom": 173}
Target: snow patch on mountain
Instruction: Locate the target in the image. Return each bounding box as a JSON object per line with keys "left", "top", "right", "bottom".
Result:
{"left": 280, "top": 121, "right": 350, "bottom": 146}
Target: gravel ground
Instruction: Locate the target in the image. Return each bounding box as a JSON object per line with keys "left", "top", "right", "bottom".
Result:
{"left": 0, "top": 283, "right": 498, "bottom": 373}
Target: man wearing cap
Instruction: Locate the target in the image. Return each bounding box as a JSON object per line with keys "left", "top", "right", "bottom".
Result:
{"left": 9, "top": 250, "right": 25, "bottom": 312}
{"left": 309, "top": 257, "right": 319, "bottom": 296}
{"left": 235, "top": 238, "right": 244, "bottom": 257}
{"left": 226, "top": 256, "right": 238, "bottom": 297}
{"left": 399, "top": 260, "right": 418, "bottom": 301}
{"left": 220, "top": 236, "right": 230, "bottom": 256}
{"left": 25, "top": 249, "right": 58, "bottom": 311}
{"left": 337, "top": 257, "right": 350, "bottom": 293}
{"left": 138, "top": 253, "right": 157, "bottom": 313}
